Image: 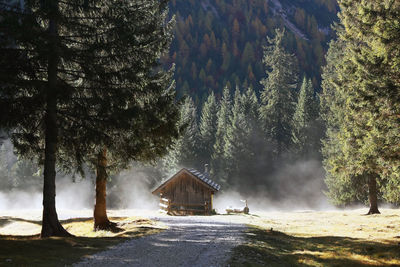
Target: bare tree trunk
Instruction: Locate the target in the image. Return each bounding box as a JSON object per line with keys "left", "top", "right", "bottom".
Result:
{"left": 367, "top": 174, "right": 380, "bottom": 215}
{"left": 94, "top": 148, "right": 116, "bottom": 230}
{"left": 41, "top": 8, "right": 72, "bottom": 237}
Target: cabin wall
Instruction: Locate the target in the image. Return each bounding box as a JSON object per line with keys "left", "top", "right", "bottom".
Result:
{"left": 160, "top": 172, "right": 212, "bottom": 210}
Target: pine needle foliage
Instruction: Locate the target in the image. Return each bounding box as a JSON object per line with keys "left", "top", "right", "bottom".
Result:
{"left": 198, "top": 91, "right": 218, "bottom": 168}
{"left": 162, "top": 96, "right": 198, "bottom": 175}
{"left": 292, "top": 76, "right": 321, "bottom": 159}
{"left": 0, "top": 0, "right": 179, "bottom": 235}
{"left": 211, "top": 86, "right": 232, "bottom": 184}
{"left": 321, "top": 0, "right": 400, "bottom": 211}
{"left": 259, "top": 29, "right": 299, "bottom": 159}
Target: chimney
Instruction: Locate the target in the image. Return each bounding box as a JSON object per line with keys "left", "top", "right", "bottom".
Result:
{"left": 204, "top": 164, "right": 209, "bottom": 174}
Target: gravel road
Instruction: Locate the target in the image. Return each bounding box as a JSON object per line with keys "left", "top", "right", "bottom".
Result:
{"left": 74, "top": 216, "right": 246, "bottom": 267}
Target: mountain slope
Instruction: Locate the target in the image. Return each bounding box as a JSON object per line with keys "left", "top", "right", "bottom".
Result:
{"left": 165, "top": 0, "right": 338, "bottom": 103}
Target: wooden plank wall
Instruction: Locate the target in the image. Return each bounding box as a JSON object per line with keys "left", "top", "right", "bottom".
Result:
{"left": 161, "top": 172, "right": 212, "bottom": 211}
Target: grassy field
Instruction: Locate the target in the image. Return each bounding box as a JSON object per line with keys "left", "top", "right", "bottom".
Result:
{"left": 0, "top": 216, "right": 164, "bottom": 266}
{"left": 229, "top": 209, "right": 400, "bottom": 266}
{"left": 2, "top": 209, "right": 400, "bottom": 266}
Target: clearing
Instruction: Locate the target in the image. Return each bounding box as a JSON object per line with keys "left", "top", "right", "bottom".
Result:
{"left": 230, "top": 209, "right": 400, "bottom": 266}
{"left": 1, "top": 209, "right": 400, "bottom": 266}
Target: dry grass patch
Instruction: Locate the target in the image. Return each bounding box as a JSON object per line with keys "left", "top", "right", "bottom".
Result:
{"left": 0, "top": 216, "right": 163, "bottom": 266}
{"left": 229, "top": 209, "right": 400, "bottom": 266}
{"left": 248, "top": 209, "right": 400, "bottom": 241}
{"left": 63, "top": 216, "right": 164, "bottom": 237}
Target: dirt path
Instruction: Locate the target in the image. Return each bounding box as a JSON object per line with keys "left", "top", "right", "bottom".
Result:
{"left": 74, "top": 216, "right": 246, "bottom": 267}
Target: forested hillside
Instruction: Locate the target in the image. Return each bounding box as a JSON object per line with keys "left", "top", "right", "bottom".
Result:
{"left": 161, "top": 30, "right": 326, "bottom": 207}
{"left": 166, "top": 0, "right": 338, "bottom": 103}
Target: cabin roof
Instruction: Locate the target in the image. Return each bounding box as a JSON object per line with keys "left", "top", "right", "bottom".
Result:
{"left": 186, "top": 168, "right": 221, "bottom": 191}
{"left": 151, "top": 168, "right": 221, "bottom": 194}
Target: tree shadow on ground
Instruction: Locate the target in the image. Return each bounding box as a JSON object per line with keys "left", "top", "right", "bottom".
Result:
{"left": 0, "top": 226, "right": 160, "bottom": 266}
{"left": 230, "top": 227, "right": 400, "bottom": 267}
{"left": 0, "top": 216, "right": 42, "bottom": 227}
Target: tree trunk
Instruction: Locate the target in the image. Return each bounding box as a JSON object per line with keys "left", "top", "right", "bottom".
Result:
{"left": 367, "top": 174, "right": 380, "bottom": 215}
{"left": 41, "top": 8, "right": 72, "bottom": 238}
{"left": 93, "top": 148, "right": 115, "bottom": 230}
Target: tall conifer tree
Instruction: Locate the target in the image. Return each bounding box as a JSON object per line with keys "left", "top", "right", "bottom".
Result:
{"left": 322, "top": 1, "right": 400, "bottom": 214}
{"left": 223, "top": 87, "right": 243, "bottom": 185}
{"left": 321, "top": 38, "right": 369, "bottom": 207}
{"left": 80, "top": 0, "right": 178, "bottom": 230}
{"left": 292, "top": 77, "right": 320, "bottom": 159}
{"left": 0, "top": 0, "right": 179, "bottom": 235}
{"left": 223, "top": 87, "right": 261, "bottom": 189}
{"left": 338, "top": 1, "right": 400, "bottom": 212}
{"left": 163, "top": 97, "right": 198, "bottom": 174}
{"left": 212, "top": 86, "right": 231, "bottom": 184}
{"left": 259, "top": 29, "right": 298, "bottom": 159}
{"left": 198, "top": 91, "right": 218, "bottom": 168}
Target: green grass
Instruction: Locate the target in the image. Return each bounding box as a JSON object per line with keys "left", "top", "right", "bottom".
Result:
{"left": 229, "top": 226, "right": 400, "bottom": 267}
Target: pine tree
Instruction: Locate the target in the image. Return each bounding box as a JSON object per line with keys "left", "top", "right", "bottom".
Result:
{"left": 292, "top": 77, "right": 320, "bottom": 159}
{"left": 212, "top": 86, "right": 232, "bottom": 184}
{"left": 223, "top": 86, "right": 261, "bottom": 189}
{"left": 321, "top": 38, "right": 369, "bottom": 207}
{"left": 163, "top": 97, "right": 198, "bottom": 174}
{"left": 85, "top": 0, "right": 179, "bottom": 231}
{"left": 259, "top": 29, "right": 299, "bottom": 159}
{"left": 322, "top": 1, "right": 400, "bottom": 214}
{"left": 198, "top": 92, "right": 218, "bottom": 167}
{"left": 241, "top": 87, "right": 261, "bottom": 143}
{"left": 240, "top": 87, "right": 264, "bottom": 188}
{"left": 339, "top": 0, "right": 400, "bottom": 211}
{"left": 0, "top": 0, "right": 82, "bottom": 236}
{"left": 0, "top": 0, "right": 179, "bottom": 235}
{"left": 223, "top": 87, "right": 244, "bottom": 185}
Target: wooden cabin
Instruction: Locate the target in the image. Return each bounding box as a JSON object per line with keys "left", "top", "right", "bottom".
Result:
{"left": 152, "top": 168, "right": 221, "bottom": 215}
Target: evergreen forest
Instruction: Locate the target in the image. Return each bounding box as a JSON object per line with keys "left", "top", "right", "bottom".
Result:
{"left": 166, "top": 0, "right": 338, "bottom": 103}
{"left": 0, "top": 0, "right": 399, "bottom": 247}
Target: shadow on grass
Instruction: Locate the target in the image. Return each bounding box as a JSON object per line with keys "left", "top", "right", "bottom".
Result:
{"left": 60, "top": 216, "right": 139, "bottom": 224}
{"left": 0, "top": 222, "right": 161, "bottom": 266}
{"left": 0, "top": 216, "right": 148, "bottom": 229}
{"left": 0, "top": 216, "right": 42, "bottom": 227}
{"left": 230, "top": 227, "right": 400, "bottom": 267}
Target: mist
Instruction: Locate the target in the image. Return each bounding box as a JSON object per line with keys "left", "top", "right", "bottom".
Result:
{"left": 107, "top": 166, "right": 159, "bottom": 210}
{"left": 0, "top": 176, "right": 94, "bottom": 211}
{"left": 1, "top": 138, "right": 338, "bottom": 214}
{"left": 213, "top": 159, "right": 335, "bottom": 213}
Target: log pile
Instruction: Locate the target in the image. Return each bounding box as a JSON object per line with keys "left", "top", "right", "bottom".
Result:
{"left": 226, "top": 200, "right": 249, "bottom": 214}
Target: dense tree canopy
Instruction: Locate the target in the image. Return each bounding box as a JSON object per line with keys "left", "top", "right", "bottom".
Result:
{"left": 0, "top": 0, "right": 179, "bottom": 236}
{"left": 321, "top": 0, "right": 400, "bottom": 213}
{"left": 167, "top": 0, "right": 338, "bottom": 103}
